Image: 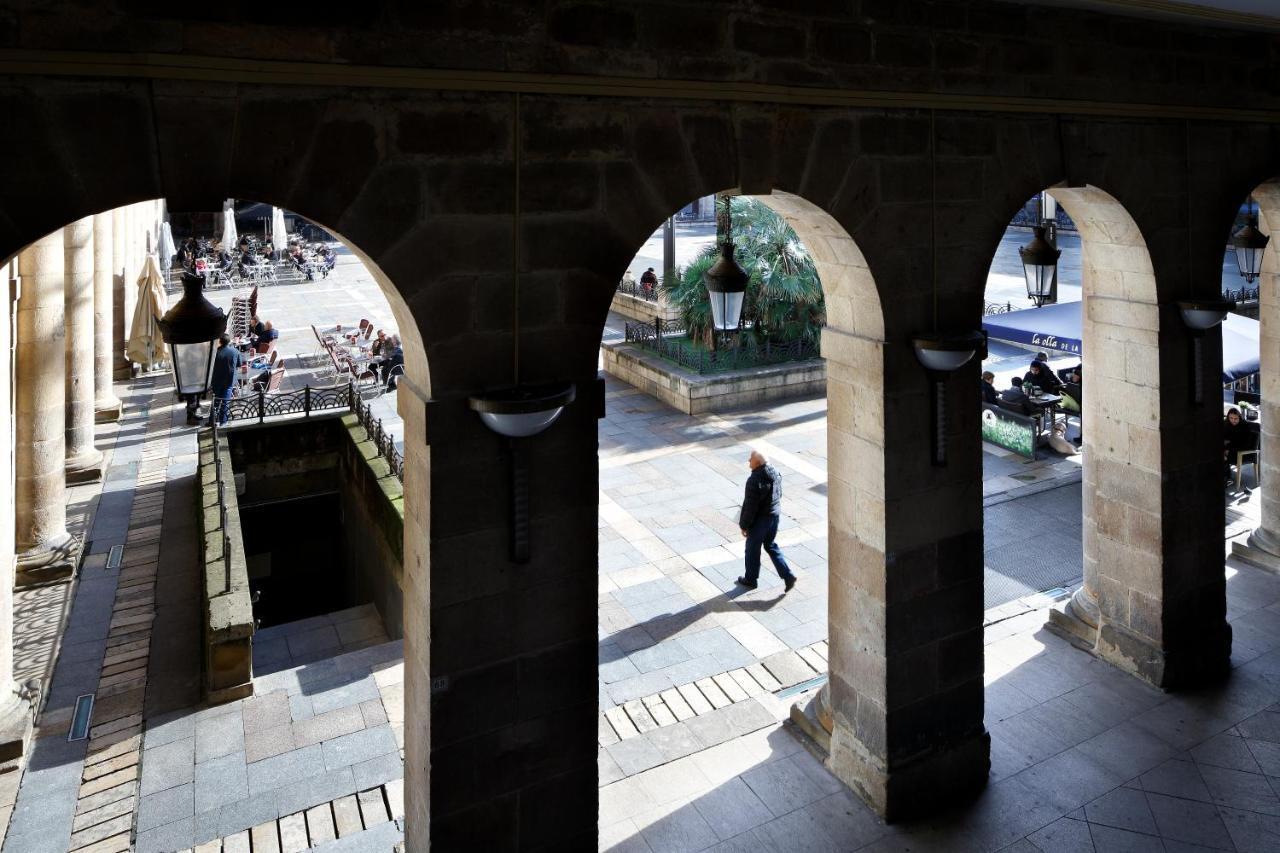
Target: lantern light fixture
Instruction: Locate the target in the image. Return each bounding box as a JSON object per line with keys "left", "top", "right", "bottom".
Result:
{"left": 705, "top": 197, "right": 749, "bottom": 334}
{"left": 1019, "top": 225, "right": 1062, "bottom": 308}
{"left": 156, "top": 271, "right": 227, "bottom": 398}
{"left": 1232, "top": 201, "right": 1269, "bottom": 284}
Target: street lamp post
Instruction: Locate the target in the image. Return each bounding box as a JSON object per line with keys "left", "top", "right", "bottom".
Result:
{"left": 1232, "top": 200, "right": 1269, "bottom": 285}
{"left": 156, "top": 271, "right": 228, "bottom": 421}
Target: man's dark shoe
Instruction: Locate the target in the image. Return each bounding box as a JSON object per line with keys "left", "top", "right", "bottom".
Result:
{"left": 784, "top": 576, "right": 797, "bottom": 592}
{"left": 735, "top": 577, "right": 757, "bottom": 589}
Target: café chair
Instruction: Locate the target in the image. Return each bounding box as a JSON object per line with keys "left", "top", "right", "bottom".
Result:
{"left": 1235, "top": 448, "right": 1261, "bottom": 492}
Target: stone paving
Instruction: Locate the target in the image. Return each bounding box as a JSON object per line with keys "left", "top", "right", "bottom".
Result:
{"left": 600, "top": 555, "right": 1280, "bottom": 852}
{"left": 595, "top": 366, "right": 1086, "bottom": 714}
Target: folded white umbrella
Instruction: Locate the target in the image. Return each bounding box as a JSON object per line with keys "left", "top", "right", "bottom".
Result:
{"left": 126, "top": 254, "right": 171, "bottom": 370}
{"left": 272, "top": 206, "right": 288, "bottom": 249}
{"left": 159, "top": 221, "right": 177, "bottom": 270}
{"left": 221, "top": 201, "right": 238, "bottom": 252}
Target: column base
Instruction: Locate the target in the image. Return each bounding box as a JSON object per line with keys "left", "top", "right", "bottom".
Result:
{"left": 0, "top": 693, "right": 33, "bottom": 774}
{"left": 1231, "top": 528, "right": 1280, "bottom": 575}
{"left": 66, "top": 448, "right": 105, "bottom": 485}
{"left": 1047, "top": 599, "right": 1232, "bottom": 690}
{"left": 789, "top": 685, "right": 833, "bottom": 754}
{"left": 94, "top": 398, "right": 122, "bottom": 423}
{"left": 15, "top": 534, "right": 81, "bottom": 587}
{"left": 827, "top": 718, "right": 990, "bottom": 823}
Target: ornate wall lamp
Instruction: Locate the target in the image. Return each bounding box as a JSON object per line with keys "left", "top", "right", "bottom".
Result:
{"left": 468, "top": 93, "right": 575, "bottom": 563}
{"left": 1232, "top": 197, "right": 1269, "bottom": 285}
{"left": 156, "top": 271, "right": 228, "bottom": 399}
{"left": 913, "top": 110, "right": 986, "bottom": 466}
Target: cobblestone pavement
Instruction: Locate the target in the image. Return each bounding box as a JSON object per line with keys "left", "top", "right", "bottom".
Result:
{"left": 601, "top": 556, "right": 1280, "bottom": 852}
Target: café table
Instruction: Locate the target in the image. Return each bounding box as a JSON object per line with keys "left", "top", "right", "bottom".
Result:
{"left": 1026, "top": 392, "right": 1063, "bottom": 439}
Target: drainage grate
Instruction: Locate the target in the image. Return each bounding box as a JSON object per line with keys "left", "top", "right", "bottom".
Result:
{"left": 776, "top": 673, "right": 828, "bottom": 700}
{"left": 106, "top": 545, "right": 123, "bottom": 569}
{"left": 68, "top": 694, "right": 94, "bottom": 741}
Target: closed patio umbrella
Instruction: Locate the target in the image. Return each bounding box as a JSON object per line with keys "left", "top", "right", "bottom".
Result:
{"left": 272, "top": 206, "right": 288, "bottom": 251}
{"left": 127, "top": 254, "right": 171, "bottom": 370}
{"left": 221, "top": 200, "right": 238, "bottom": 252}
{"left": 159, "top": 220, "right": 177, "bottom": 270}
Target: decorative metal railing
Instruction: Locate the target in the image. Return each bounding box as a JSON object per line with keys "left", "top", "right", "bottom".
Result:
{"left": 984, "top": 301, "right": 1016, "bottom": 315}
{"left": 218, "top": 382, "right": 403, "bottom": 481}
{"left": 616, "top": 277, "right": 661, "bottom": 303}
{"left": 623, "top": 321, "right": 820, "bottom": 374}
{"left": 210, "top": 426, "right": 233, "bottom": 588}
{"left": 1224, "top": 286, "right": 1260, "bottom": 303}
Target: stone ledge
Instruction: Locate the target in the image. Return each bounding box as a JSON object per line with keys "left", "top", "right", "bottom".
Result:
{"left": 197, "top": 430, "right": 255, "bottom": 704}
{"left": 609, "top": 291, "right": 680, "bottom": 324}
{"left": 602, "top": 341, "right": 825, "bottom": 415}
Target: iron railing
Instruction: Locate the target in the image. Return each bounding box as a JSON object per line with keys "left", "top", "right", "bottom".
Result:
{"left": 984, "top": 301, "right": 1016, "bottom": 315}
{"left": 218, "top": 382, "right": 404, "bottom": 481}
{"left": 616, "top": 278, "right": 661, "bottom": 303}
{"left": 624, "top": 321, "right": 820, "bottom": 374}
{"left": 1224, "top": 286, "right": 1260, "bottom": 303}
{"left": 210, "top": 426, "right": 233, "bottom": 589}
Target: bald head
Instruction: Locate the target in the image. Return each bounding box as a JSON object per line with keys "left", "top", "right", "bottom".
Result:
{"left": 748, "top": 450, "right": 767, "bottom": 470}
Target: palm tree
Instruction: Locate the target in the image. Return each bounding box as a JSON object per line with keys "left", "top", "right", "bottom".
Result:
{"left": 661, "top": 198, "right": 825, "bottom": 347}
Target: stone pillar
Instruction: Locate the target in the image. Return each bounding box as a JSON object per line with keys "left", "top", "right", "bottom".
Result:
{"left": 64, "top": 216, "right": 104, "bottom": 484}
{"left": 93, "top": 213, "right": 121, "bottom": 421}
{"left": 15, "top": 230, "right": 79, "bottom": 585}
{"left": 0, "top": 258, "right": 33, "bottom": 772}
{"left": 1234, "top": 182, "right": 1280, "bottom": 569}
{"left": 112, "top": 206, "right": 130, "bottom": 379}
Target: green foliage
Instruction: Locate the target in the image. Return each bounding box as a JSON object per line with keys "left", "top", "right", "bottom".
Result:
{"left": 660, "top": 197, "right": 825, "bottom": 344}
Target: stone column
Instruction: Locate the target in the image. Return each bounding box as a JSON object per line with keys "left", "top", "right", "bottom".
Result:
{"left": 112, "top": 206, "right": 131, "bottom": 379}
{"left": 64, "top": 217, "right": 104, "bottom": 484}
{"left": 0, "top": 258, "right": 32, "bottom": 773}
{"left": 93, "top": 213, "right": 121, "bottom": 421}
{"left": 15, "top": 230, "right": 79, "bottom": 585}
{"left": 1235, "top": 182, "right": 1280, "bottom": 568}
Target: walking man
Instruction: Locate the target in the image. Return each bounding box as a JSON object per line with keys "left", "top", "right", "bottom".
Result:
{"left": 736, "top": 449, "right": 796, "bottom": 592}
{"left": 209, "top": 333, "right": 241, "bottom": 426}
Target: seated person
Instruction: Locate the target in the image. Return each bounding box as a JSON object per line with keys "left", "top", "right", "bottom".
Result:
{"left": 249, "top": 314, "right": 266, "bottom": 339}
{"left": 999, "top": 376, "right": 1034, "bottom": 416}
{"left": 250, "top": 368, "right": 273, "bottom": 391}
{"left": 1224, "top": 406, "right": 1257, "bottom": 484}
{"left": 380, "top": 335, "right": 404, "bottom": 389}
{"left": 1061, "top": 366, "right": 1082, "bottom": 414}
{"left": 981, "top": 370, "right": 999, "bottom": 404}
{"left": 237, "top": 249, "right": 257, "bottom": 278}
{"left": 254, "top": 321, "right": 279, "bottom": 350}
{"left": 1023, "top": 360, "right": 1061, "bottom": 395}
{"left": 370, "top": 329, "right": 388, "bottom": 358}
{"left": 289, "top": 244, "right": 314, "bottom": 281}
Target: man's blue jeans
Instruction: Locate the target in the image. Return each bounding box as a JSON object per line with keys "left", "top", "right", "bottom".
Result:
{"left": 210, "top": 387, "right": 233, "bottom": 426}
{"left": 744, "top": 514, "right": 794, "bottom": 584}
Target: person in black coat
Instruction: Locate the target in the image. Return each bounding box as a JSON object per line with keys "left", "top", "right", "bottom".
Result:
{"left": 1224, "top": 407, "right": 1257, "bottom": 484}
{"left": 1023, "top": 360, "right": 1061, "bottom": 394}
{"left": 209, "top": 334, "right": 242, "bottom": 426}
{"left": 981, "top": 371, "right": 999, "bottom": 405}
{"left": 1000, "top": 376, "right": 1033, "bottom": 415}
{"left": 736, "top": 450, "right": 796, "bottom": 592}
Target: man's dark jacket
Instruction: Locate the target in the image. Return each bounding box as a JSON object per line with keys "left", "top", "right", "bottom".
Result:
{"left": 211, "top": 344, "right": 242, "bottom": 394}
{"left": 740, "top": 464, "right": 783, "bottom": 529}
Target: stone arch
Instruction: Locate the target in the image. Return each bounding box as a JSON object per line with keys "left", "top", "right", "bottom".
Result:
{"left": 0, "top": 191, "right": 435, "bottom": 840}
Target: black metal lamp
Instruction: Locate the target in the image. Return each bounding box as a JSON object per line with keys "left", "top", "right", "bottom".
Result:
{"left": 705, "top": 241, "right": 748, "bottom": 333}
{"left": 156, "top": 271, "right": 228, "bottom": 397}
{"left": 1232, "top": 213, "right": 1269, "bottom": 285}
{"left": 913, "top": 330, "right": 987, "bottom": 467}
{"left": 467, "top": 92, "right": 576, "bottom": 563}
{"left": 1019, "top": 225, "right": 1061, "bottom": 308}
{"left": 1178, "top": 297, "right": 1235, "bottom": 406}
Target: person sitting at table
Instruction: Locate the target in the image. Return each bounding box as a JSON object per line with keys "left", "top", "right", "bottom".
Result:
{"left": 999, "top": 376, "right": 1033, "bottom": 415}
{"left": 317, "top": 245, "right": 337, "bottom": 278}
{"left": 1060, "top": 365, "right": 1082, "bottom": 414}
{"left": 254, "top": 321, "right": 279, "bottom": 349}
{"left": 289, "top": 244, "right": 314, "bottom": 281}
{"left": 238, "top": 247, "right": 258, "bottom": 279}
{"left": 981, "top": 370, "right": 999, "bottom": 404}
{"left": 249, "top": 314, "right": 266, "bottom": 339}
{"left": 380, "top": 334, "right": 404, "bottom": 390}
{"left": 370, "top": 329, "right": 389, "bottom": 358}
{"left": 1023, "top": 360, "right": 1061, "bottom": 395}
{"left": 1224, "top": 406, "right": 1257, "bottom": 486}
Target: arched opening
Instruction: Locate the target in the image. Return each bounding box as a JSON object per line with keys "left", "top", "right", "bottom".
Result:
{"left": 596, "top": 187, "right": 891, "bottom": 842}
{"left": 0, "top": 197, "right": 430, "bottom": 853}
